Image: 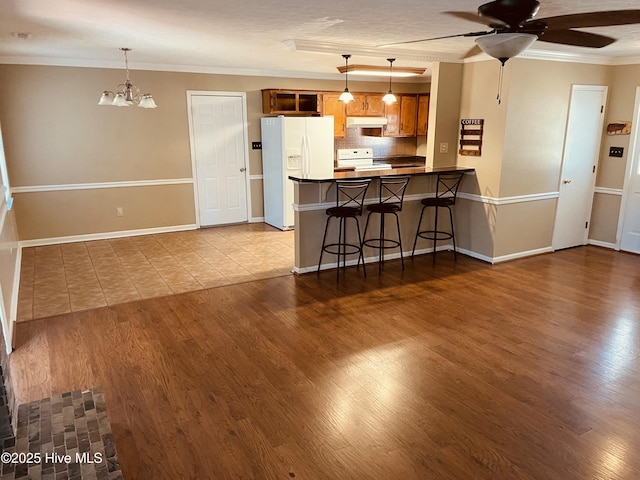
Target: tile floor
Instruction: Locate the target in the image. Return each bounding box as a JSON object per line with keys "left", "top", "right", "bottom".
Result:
{"left": 1, "top": 386, "right": 123, "bottom": 480}
{"left": 17, "top": 223, "right": 294, "bottom": 321}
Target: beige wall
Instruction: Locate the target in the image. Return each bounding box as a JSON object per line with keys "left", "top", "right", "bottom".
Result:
{"left": 425, "top": 62, "right": 463, "bottom": 167}
{"left": 0, "top": 64, "right": 429, "bottom": 241}
{"left": 502, "top": 59, "right": 610, "bottom": 197}
{"left": 458, "top": 60, "right": 511, "bottom": 197}
{"left": 455, "top": 58, "right": 615, "bottom": 259}
{"left": 589, "top": 64, "right": 640, "bottom": 245}
{"left": 2, "top": 58, "right": 635, "bottom": 257}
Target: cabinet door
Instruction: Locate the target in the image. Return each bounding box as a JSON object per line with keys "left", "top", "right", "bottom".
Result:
{"left": 383, "top": 101, "right": 400, "bottom": 137}
{"left": 417, "top": 94, "right": 430, "bottom": 136}
{"left": 346, "top": 94, "right": 367, "bottom": 116}
{"left": 399, "top": 95, "right": 417, "bottom": 137}
{"left": 323, "top": 93, "right": 347, "bottom": 138}
{"left": 365, "top": 95, "right": 385, "bottom": 116}
{"left": 261, "top": 89, "right": 321, "bottom": 114}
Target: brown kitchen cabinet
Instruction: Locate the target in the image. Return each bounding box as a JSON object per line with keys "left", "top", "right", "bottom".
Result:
{"left": 383, "top": 95, "right": 417, "bottom": 137}
{"left": 346, "top": 94, "right": 385, "bottom": 117}
{"left": 399, "top": 95, "right": 417, "bottom": 136}
{"left": 383, "top": 101, "right": 400, "bottom": 137}
{"left": 417, "top": 94, "right": 430, "bottom": 136}
{"left": 322, "top": 93, "right": 347, "bottom": 138}
{"left": 262, "top": 89, "right": 321, "bottom": 114}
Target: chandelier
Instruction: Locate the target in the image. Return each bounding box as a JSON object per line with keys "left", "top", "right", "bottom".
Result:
{"left": 98, "top": 48, "right": 157, "bottom": 108}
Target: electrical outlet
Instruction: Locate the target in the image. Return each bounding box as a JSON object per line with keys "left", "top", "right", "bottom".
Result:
{"left": 116, "top": 207, "right": 124, "bottom": 217}
{"left": 609, "top": 146, "right": 624, "bottom": 158}
{"left": 252, "top": 142, "right": 262, "bottom": 150}
{"left": 440, "top": 142, "right": 449, "bottom": 154}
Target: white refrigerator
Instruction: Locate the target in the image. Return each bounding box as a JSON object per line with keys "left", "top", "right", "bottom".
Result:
{"left": 261, "top": 116, "right": 334, "bottom": 230}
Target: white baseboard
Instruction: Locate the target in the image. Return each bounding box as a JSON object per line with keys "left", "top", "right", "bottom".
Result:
{"left": 19, "top": 224, "right": 199, "bottom": 248}
{"left": 491, "top": 246, "right": 554, "bottom": 263}
{"left": 455, "top": 247, "right": 494, "bottom": 263}
{"left": 292, "top": 244, "right": 454, "bottom": 274}
{"left": 9, "top": 244, "right": 22, "bottom": 351}
{"left": 250, "top": 216, "right": 265, "bottom": 223}
{"left": 588, "top": 239, "right": 617, "bottom": 250}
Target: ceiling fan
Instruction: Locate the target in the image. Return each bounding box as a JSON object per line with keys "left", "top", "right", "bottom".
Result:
{"left": 384, "top": 0, "right": 640, "bottom": 64}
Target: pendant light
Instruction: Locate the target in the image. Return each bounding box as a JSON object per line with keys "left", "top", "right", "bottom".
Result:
{"left": 382, "top": 58, "right": 397, "bottom": 105}
{"left": 338, "top": 54, "right": 355, "bottom": 103}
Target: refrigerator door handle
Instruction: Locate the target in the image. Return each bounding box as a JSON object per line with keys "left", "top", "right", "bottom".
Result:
{"left": 301, "top": 134, "right": 310, "bottom": 179}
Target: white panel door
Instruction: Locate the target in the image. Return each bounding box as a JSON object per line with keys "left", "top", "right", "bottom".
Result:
{"left": 620, "top": 87, "right": 640, "bottom": 253}
{"left": 191, "top": 94, "right": 248, "bottom": 226}
{"left": 552, "top": 85, "right": 607, "bottom": 250}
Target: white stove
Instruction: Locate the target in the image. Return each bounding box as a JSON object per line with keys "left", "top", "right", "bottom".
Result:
{"left": 336, "top": 148, "right": 392, "bottom": 171}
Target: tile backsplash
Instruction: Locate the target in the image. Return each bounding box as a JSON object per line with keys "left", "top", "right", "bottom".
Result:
{"left": 334, "top": 128, "right": 418, "bottom": 158}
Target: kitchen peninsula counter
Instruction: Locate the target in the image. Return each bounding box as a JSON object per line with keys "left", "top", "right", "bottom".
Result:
{"left": 289, "top": 165, "right": 474, "bottom": 183}
{"left": 288, "top": 166, "right": 475, "bottom": 273}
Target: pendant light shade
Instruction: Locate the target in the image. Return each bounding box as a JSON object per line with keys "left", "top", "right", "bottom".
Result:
{"left": 382, "top": 58, "right": 397, "bottom": 105}
{"left": 339, "top": 54, "right": 355, "bottom": 103}
{"left": 98, "top": 48, "right": 158, "bottom": 108}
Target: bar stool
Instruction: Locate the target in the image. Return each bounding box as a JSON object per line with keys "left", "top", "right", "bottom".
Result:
{"left": 362, "top": 176, "right": 411, "bottom": 274}
{"left": 412, "top": 172, "right": 465, "bottom": 264}
{"left": 318, "top": 179, "right": 372, "bottom": 281}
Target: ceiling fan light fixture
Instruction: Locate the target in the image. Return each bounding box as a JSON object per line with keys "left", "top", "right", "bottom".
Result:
{"left": 475, "top": 33, "right": 538, "bottom": 63}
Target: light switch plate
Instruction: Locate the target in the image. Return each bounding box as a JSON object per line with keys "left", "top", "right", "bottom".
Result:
{"left": 609, "top": 146, "right": 624, "bottom": 157}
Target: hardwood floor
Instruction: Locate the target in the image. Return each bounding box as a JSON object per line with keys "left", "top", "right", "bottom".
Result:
{"left": 8, "top": 246, "right": 640, "bottom": 479}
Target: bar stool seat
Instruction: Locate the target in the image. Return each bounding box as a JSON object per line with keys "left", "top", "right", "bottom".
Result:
{"left": 362, "top": 176, "right": 411, "bottom": 274}
{"left": 318, "top": 179, "right": 372, "bottom": 281}
{"left": 412, "top": 172, "right": 465, "bottom": 264}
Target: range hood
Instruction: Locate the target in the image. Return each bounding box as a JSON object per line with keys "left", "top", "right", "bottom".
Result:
{"left": 346, "top": 117, "right": 388, "bottom": 128}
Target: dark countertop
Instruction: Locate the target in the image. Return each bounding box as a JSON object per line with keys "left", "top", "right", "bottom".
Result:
{"left": 289, "top": 165, "right": 475, "bottom": 183}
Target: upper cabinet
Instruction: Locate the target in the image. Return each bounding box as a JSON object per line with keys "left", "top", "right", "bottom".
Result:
{"left": 399, "top": 95, "right": 417, "bottom": 137}
{"left": 346, "top": 94, "right": 385, "bottom": 117}
{"left": 417, "top": 94, "right": 430, "bottom": 137}
{"left": 262, "top": 90, "right": 321, "bottom": 115}
{"left": 322, "top": 93, "right": 347, "bottom": 138}
{"left": 383, "top": 95, "right": 417, "bottom": 137}
{"left": 261, "top": 89, "right": 429, "bottom": 138}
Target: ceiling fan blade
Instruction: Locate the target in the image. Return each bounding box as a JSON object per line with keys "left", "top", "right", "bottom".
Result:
{"left": 540, "top": 10, "right": 640, "bottom": 30}
{"left": 378, "top": 30, "right": 494, "bottom": 48}
{"left": 537, "top": 29, "right": 616, "bottom": 48}
{"left": 444, "top": 11, "right": 507, "bottom": 28}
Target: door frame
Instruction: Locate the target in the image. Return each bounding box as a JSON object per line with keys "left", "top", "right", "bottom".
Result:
{"left": 552, "top": 84, "right": 607, "bottom": 250}
{"left": 186, "top": 90, "right": 252, "bottom": 227}
{"left": 615, "top": 85, "right": 640, "bottom": 250}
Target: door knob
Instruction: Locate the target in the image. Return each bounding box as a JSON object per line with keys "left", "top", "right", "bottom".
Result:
{"left": 240, "top": 167, "right": 246, "bottom": 172}
{"left": 563, "top": 179, "right": 572, "bottom": 184}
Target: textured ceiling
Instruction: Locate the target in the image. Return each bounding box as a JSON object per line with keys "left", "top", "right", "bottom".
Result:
{"left": 2, "top": 0, "right": 640, "bottom": 80}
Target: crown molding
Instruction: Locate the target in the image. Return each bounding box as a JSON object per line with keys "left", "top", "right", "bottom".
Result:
{"left": 0, "top": 54, "right": 432, "bottom": 82}
{"left": 463, "top": 47, "right": 640, "bottom": 66}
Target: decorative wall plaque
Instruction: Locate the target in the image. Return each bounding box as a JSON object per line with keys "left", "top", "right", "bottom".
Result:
{"left": 607, "top": 121, "right": 632, "bottom": 135}
{"left": 459, "top": 119, "right": 484, "bottom": 156}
